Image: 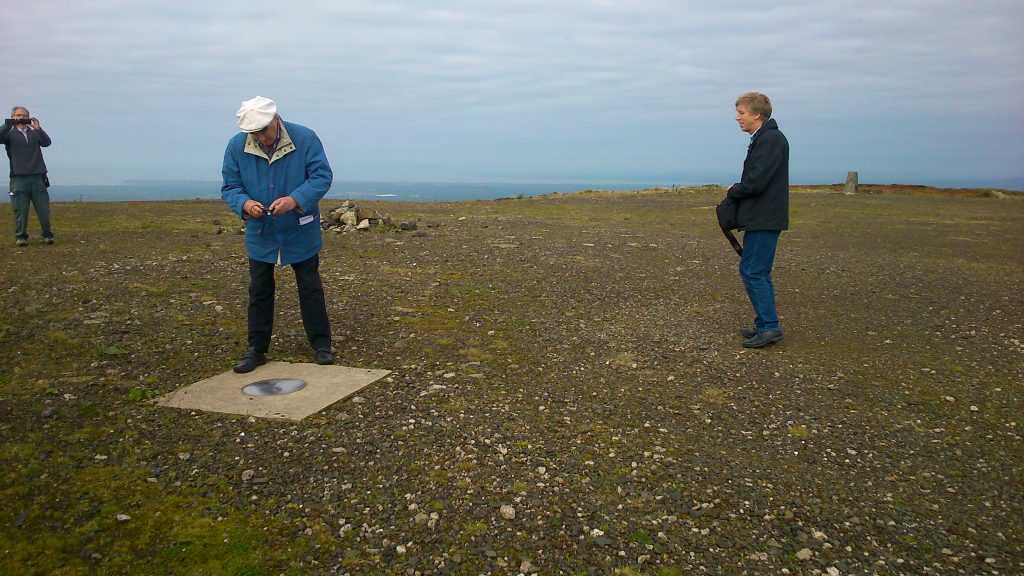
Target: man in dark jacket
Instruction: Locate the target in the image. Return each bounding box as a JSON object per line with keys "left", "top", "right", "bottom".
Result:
{"left": 1, "top": 106, "right": 53, "bottom": 246}
{"left": 725, "top": 92, "right": 789, "bottom": 348}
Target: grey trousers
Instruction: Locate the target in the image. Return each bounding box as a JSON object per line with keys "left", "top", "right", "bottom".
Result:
{"left": 9, "top": 175, "right": 52, "bottom": 240}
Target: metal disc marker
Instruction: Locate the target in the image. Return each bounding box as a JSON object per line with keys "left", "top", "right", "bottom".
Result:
{"left": 242, "top": 378, "right": 307, "bottom": 397}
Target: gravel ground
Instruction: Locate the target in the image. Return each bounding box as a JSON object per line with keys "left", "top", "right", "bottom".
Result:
{"left": 1, "top": 188, "right": 1022, "bottom": 575}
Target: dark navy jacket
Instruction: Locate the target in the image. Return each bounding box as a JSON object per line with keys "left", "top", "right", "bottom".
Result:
{"left": 727, "top": 118, "right": 789, "bottom": 231}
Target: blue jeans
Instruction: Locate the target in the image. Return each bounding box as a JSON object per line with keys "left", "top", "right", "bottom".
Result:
{"left": 9, "top": 175, "right": 52, "bottom": 241}
{"left": 740, "top": 230, "right": 782, "bottom": 333}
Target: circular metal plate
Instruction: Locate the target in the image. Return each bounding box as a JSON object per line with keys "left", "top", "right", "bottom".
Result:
{"left": 242, "top": 378, "right": 307, "bottom": 397}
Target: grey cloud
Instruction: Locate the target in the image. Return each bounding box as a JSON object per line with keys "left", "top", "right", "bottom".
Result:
{"left": 3, "top": 0, "right": 1022, "bottom": 185}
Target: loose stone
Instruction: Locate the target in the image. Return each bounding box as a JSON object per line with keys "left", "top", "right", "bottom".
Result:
{"left": 500, "top": 505, "right": 516, "bottom": 520}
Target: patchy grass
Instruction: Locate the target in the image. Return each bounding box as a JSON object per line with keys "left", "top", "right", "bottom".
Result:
{"left": 0, "top": 187, "right": 1021, "bottom": 574}
{"left": 0, "top": 443, "right": 322, "bottom": 575}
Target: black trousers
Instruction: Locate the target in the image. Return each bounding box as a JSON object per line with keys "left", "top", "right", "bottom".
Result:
{"left": 247, "top": 254, "right": 331, "bottom": 353}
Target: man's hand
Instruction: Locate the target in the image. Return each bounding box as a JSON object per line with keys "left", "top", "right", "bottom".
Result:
{"left": 30, "top": 118, "right": 40, "bottom": 130}
{"left": 267, "top": 195, "right": 298, "bottom": 215}
{"left": 242, "top": 199, "right": 265, "bottom": 218}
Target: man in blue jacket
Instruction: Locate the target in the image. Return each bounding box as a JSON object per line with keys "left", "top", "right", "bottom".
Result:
{"left": 725, "top": 92, "right": 789, "bottom": 349}
{"left": 222, "top": 96, "right": 334, "bottom": 372}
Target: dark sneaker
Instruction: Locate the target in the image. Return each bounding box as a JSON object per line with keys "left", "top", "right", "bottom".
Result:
{"left": 233, "top": 348, "right": 267, "bottom": 373}
{"left": 740, "top": 328, "right": 757, "bottom": 339}
{"left": 314, "top": 349, "right": 335, "bottom": 365}
{"left": 44, "top": 237, "right": 54, "bottom": 245}
{"left": 742, "top": 330, "right": 784, "bottom": 349}
{"left": 15, "top": 239, "right": 27, "bottom": 247}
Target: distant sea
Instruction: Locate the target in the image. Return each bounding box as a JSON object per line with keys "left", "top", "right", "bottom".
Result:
{"left": 37, "top": 180, "right": 683, "bottom": 203}
{"left": 17, "top": 176, "right": 1024, "bottom": 203}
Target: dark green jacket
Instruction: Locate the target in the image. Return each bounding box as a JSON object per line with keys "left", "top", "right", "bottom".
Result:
{"left": 0, "top": 123, "right": 51, "bottom": 178}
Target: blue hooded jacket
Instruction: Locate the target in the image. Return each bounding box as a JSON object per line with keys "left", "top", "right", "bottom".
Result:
{"left": 221, "top": 120, "right": 333, "bottom": 265}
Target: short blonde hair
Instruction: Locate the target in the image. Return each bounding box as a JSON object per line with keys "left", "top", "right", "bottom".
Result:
{"left": 735, "top": 93, "right": 772, "bottom": 120}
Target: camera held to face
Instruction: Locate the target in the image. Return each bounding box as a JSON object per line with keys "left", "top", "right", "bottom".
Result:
{"left": 6, "top": 118, "right": 32, "bottom": 126}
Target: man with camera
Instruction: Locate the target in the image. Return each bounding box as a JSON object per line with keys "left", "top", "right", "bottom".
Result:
{"left": 221, "top": 96, "right": 335, "bottom": 373}
{"left": 724, "top": 92, "right": 789, "bottom": 349}
{"left": 2, "top": 106, "right": 53, "bottom": 247}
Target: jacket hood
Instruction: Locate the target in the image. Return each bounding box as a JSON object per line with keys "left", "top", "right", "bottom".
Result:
{"left": 756, "top": 118, "right": 779, "bottom": 135}
{"left": 750, "top": 118, "right": 779, "bottom": 147}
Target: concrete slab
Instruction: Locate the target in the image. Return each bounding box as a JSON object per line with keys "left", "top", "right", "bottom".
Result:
{"left": 156, "top": 362, "right": 390, "bottom": 421}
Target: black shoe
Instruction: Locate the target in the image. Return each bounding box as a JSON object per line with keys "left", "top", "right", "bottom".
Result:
{"left": 233, "top": 348, "right": 267, "bottom": 373}
{"left": 314, "top": 349, "right": 335, "bottom": 365}
{"left": 742, "top": 330, "right": 784, "bottom": 348}
{"left": 740, "top": 328, "right": 757, "bottom": 339}
{"left": 44, "top": 237, "right": 54, "bottom": 245}
{"left": 15, "top": 239, "right": 27, "bottom": 247}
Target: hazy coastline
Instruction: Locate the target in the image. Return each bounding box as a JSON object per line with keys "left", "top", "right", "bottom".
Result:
{"left": 11, "top": 176, "right": 1024, "bottom": 203}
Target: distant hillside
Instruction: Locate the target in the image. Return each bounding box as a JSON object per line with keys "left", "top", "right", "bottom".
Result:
{"left": 793, "top": 183, "right": 1023, "bottom": 198}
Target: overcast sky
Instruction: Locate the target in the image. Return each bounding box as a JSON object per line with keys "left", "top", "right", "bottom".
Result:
{"left": 3, "top": 0, "right": 1022, "bottom": 188}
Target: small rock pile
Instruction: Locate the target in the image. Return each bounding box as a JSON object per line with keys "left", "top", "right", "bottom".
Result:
{"left": 212, "top": 201, "right": 422, "bottom": 235}
{"left": 321, "top": 200, "right": 418, "bottom": 234}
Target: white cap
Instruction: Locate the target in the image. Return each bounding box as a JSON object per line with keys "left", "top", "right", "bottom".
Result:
{"left": 236, "top": 96, "right": 277, "bottom": 132}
